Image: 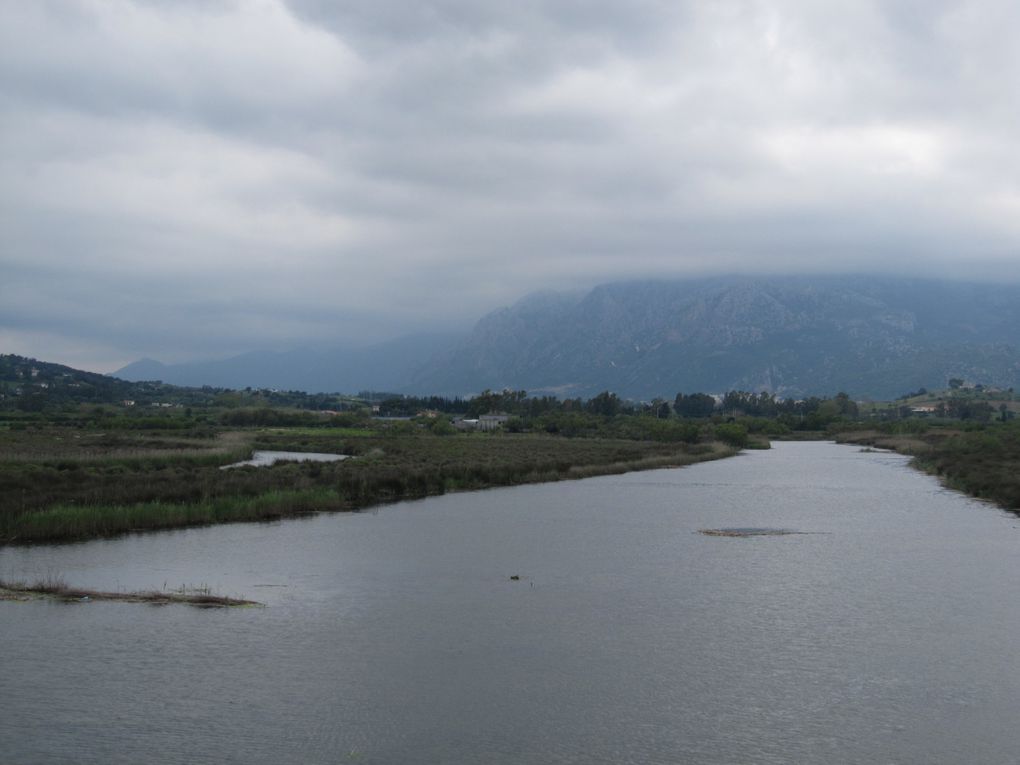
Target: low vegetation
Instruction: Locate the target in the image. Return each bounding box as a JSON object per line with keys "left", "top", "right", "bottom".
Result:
{"left": 2, "top": 353, "right": 1017, "bottom": 546}
{"left": 0, "top": 577, "right": 260, "bottom": 607}
{"left": 837, "top": 421, "right": 1020, "bottom": 511}
{"left": 0, "top": 416, "right": 738, "bottom": 543}
{"left": 698, "top": 528, "right": 805, "bottom": 537}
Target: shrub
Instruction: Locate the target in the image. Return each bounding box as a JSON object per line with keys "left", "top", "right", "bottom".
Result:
{"left": 714, "top": 423, "right": 749, "bottom": 448}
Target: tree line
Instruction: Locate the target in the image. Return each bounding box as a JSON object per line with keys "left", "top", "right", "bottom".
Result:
{"left": 379, "top": 388, "right": 860, "bottom": 421}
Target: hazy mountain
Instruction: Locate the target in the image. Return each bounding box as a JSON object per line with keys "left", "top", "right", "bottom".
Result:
{"left": 408, "top": 276, "right": 1020, "bottom": 400}
{"left": 116, "top": 333, "right": 462, "bottom": 393}
{"left": 115, "top": 276, "right": 1020, "bottom": 399}
{"left": 2, "top": 354, "right": 146, "bottom": 406}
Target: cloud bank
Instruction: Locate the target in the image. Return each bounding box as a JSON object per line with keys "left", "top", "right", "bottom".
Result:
{"left": 2, "top": 0, "right": 1019, "bottom": 370}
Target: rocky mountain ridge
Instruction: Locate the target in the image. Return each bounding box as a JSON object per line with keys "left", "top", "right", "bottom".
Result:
{"left": 409, "top": 276, "right": 1020, "bottom": 399}
{"left": 115, "top": 276, "right": 1020, "bottom": 399}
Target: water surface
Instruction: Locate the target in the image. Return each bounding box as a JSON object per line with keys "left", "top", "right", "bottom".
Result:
{"left": 2, "top": 442, "right": 1019, "bottom": 764}
{"left": 220, "top": 450, "right": 348, "bottom": 469}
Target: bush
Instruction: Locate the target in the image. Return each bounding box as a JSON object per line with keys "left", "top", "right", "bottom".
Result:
{"left": 714, "top": 423, "right": 749, "bottom": 448}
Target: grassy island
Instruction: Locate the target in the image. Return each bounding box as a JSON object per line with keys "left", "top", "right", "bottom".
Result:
{"left": 0, "top": 577, "right": 260, "bottom": 607}
{"left": 0, "top": 416, "right": 739, "bottom": 544}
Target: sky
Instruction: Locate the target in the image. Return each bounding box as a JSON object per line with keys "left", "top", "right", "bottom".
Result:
{"left": 2, "top": 0, "right": 1020, "bottom": 372}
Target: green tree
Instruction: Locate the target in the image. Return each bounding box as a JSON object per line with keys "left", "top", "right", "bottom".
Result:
{"left": 586, "top": 391, "right": 621, "bottom": 417}
{"left": 714, "top": 422, "right": 748, "bottom": 448}
{"left": 674, "top": 392, "right": 716, "bottom": 418}
{"left": 834, "top": 392, "right": 859, "bottom": 419}
{"left": 427, "top": 417, "right": 455, "bottom": 436}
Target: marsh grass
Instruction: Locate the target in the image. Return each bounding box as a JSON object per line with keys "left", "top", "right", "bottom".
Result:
{"left": 2, "top": 488, "right": 344, "bottom": 543}
{"left": 262, "top": 427, "right": 374, "bottom": 438}
{"left": 0, "top": 576, "right": 260, "bottom": 607}
{"left": 838, "top": 423, "right": 1020, "bottom": 511}
{"left": 0, "top": 428, "right": 252, "bottom": 463}
{"left": 1, "top": 430, "right": 738, "bottom": 543}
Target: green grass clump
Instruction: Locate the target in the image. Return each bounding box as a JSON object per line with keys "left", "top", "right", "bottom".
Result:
{"left": 2, "top": 489, "right": 343, "bottom": 543}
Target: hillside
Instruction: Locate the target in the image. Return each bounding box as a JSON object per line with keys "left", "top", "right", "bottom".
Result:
{"left": 115, "top": 333, "right": 461, "bottom": 393}
{"left": 0, "top": 354, "right": 164, "bottom": 410}
{"left": 106, "top": 276, "right": 1020, "bottom": 399}
{"left": 408, "top": 276, "right": 1020, "bottom": 399}
{"left": 0, "top": 355, "right": 360, "bottom": 412}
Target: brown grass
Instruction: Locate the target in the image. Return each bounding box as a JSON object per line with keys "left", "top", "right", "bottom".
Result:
{"left": 0, "top": 577, "right": 261, "bottom": 607}
{"left": 698, "top": 528, "right": 806, "bottom": 537}
{"left": 834, "top": 430, "right": 935, "bottom": 455}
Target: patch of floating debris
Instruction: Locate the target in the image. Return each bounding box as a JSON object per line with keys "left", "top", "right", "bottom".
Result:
{"left": 698, "top": 528, "right": 807, "bottom": 538}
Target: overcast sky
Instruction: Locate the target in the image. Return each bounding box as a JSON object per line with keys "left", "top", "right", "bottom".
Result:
{"left": 3, "top": 0, "right": 1020, "bottom": 371}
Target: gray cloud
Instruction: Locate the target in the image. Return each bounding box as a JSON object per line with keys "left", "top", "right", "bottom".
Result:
{"left": 2, "top": 0, "right": 1019, "bottom": 371}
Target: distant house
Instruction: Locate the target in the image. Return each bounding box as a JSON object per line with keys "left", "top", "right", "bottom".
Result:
{"left": 477, "top": 413, "right": 510, "bottom": 431}
{"left": 910, "top": 406, "right": 937, "bottom": 416}
{"left": 453, "top": 413, "right": 511, "bottom": 431}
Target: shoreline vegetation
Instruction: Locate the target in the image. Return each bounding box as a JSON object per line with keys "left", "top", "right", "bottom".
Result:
{"left": 835, "top": 426, "right": 1020, "bottom": 512}
{"left": 0, "top": 577, "right": 260, "bottom": 607}
{"left": 2, "top": 353, "right": 1017, "bottom": 545}
{"left": 0, "top": 427, "right": 741, "bottom": 544}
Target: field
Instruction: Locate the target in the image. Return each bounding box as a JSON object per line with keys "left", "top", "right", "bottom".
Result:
{"left": 0, "top": 421, "right": 736, "bottom": 544}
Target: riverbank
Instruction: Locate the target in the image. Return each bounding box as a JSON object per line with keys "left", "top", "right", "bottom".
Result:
{"left": 5, "top": 440, "right": 1018, "bottom": 764}
{"left": 836, "top": 426, "right": 1020, "bottom": 512}
{"left": 1, "top": 430, "right": 739, "bottom": 544}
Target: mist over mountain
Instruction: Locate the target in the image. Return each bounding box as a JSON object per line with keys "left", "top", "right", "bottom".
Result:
{"left": 409, "top": 276, "right": 1020, "bottom": 400}
{"left": 116, "top": 277, "right": 1020, "bottom": 400}
{"left": 115, "top": 333, "right": 461, "bottom": 393}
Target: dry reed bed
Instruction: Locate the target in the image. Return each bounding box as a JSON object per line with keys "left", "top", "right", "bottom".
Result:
{"left": 0, "top": 429, "right": 252, "bottom": 462}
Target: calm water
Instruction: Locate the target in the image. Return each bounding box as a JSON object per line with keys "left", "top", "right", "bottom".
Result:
{"left": 221, "top": 450, "right": 349, "bottom": 469}
{"left": 2, "top": 442, "right": 1019, "bottom": 764}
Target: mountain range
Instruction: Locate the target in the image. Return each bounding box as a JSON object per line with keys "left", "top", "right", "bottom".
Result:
{"left": 116, "top": 333, "right": 460, "bottom": 395}
{"left": 116, "top": 276, "right": 1020, "bottom": 400}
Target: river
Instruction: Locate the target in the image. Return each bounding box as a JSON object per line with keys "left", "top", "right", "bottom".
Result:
{"left": 2, "top": 442, "right": 1019, "bottom": 764}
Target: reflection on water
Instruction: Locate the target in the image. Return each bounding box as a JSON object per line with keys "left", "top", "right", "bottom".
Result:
{"left": 2, "top": 442, "right": 1019, "bottom": 764}
{"left": 220, "top": 450, "right": 349, "bottom": 469}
